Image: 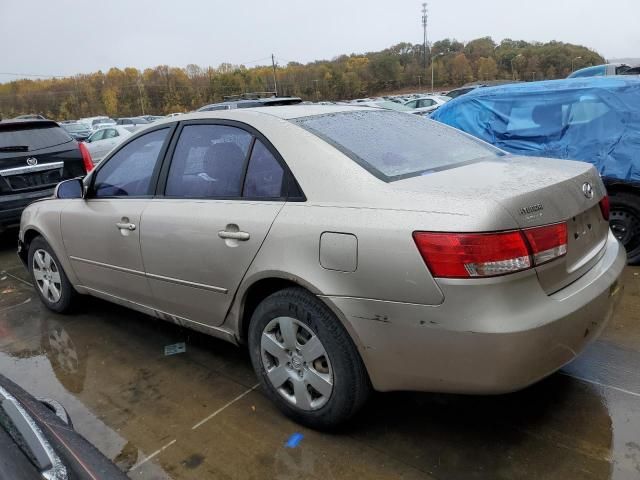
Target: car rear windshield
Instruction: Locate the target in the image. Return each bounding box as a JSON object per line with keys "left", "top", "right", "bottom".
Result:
{"left": 293, "top": 110, "right": 503, "bottom": 181}
{"left": 0, "top": 123, "right": 73, "bottom": 151}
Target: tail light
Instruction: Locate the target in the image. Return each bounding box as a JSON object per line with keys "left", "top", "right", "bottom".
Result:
{"left": 599, "top": 195, "right": 610, "bottom": 221}
{"left": 413, "top": 223, "right": 568, "bottom": 278}
{"left": 522, "top": 223, "right": 568, "bottom": 266}
{"left": 78, "top": 142, "right": 94, "bottom": 173}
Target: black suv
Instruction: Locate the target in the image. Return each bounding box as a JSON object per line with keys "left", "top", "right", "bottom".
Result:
{"left": 0, "top": 120, "right": 92, "bottom": 232}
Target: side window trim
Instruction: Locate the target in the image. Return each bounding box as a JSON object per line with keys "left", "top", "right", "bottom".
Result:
{"left": 86, "top": 123, "right": 178, "bottom": 199}
{"left": 155, "top": 118, "right": 305, "bottom": 202}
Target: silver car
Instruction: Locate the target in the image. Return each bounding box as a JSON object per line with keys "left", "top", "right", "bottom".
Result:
{"left": 18, "top": 106, "right": 625, "bottom": 429}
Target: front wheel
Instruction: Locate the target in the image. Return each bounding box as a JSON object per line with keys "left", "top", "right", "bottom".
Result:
{"left": 610, "top": 192, "right": 640, "bottom": 265}
{"left": 248, "top": 288, "right": 370, "bottom": 430}
{"left": 28, "top": 236, "right": 76, "bottom": 313}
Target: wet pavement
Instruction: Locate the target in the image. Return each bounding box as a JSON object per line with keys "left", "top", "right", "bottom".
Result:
{"left": 1, "top": 229, "right": 639, "bottom": 480}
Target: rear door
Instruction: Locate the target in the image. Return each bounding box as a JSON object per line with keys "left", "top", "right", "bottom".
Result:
{"left": 61, "top": 127, "right": 173, "bottom": 306}
{"left": 140, "top": 122, "right": 287, "bottom": 327}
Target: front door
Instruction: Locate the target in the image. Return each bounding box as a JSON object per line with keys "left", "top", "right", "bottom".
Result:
{"left": 140, "top": 123, "right": 288, "bottom": 326}
{"left": 61, "top": 127, "right": 172, "bottom": 306}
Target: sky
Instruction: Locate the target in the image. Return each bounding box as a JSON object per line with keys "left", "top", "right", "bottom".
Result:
{"left": 1, "top": 0, "right": 638, "bottom": 83}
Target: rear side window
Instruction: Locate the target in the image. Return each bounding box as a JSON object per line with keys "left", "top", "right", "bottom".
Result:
{"left": 294, "top": 110, "right": 502, "bottom": 181}
{"left": 93, "top": 128, "right": 169, "bottom": 197}
{"left": 243, "top": 140, "right": 284, "bottom": 197}
{"left": 0, "top": 123, "right": 72, "bottom": 151}
{"left": 165, "top": 125, "right": 252, "bottom": 198}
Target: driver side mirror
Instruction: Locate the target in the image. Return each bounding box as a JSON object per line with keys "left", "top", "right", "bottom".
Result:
{"left": 55, "top": 178, "right": 84, "bottom": 199}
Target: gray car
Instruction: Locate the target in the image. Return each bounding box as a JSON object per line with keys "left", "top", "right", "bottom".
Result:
{"left": 18, "top": 106, "right": 625, "bottom": 429}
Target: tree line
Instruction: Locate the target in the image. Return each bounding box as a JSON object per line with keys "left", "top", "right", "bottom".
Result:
{"left": 0, "top": 37, "right": 603, "bottom": 120}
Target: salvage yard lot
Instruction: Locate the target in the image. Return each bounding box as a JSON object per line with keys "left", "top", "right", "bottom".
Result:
{"left": 1, "top": 230, "right": 639, "bottom": 480}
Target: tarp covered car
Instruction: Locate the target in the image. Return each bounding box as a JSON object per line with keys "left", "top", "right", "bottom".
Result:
{"left": 432, "top": 76, "right": 640, "bottom": 263}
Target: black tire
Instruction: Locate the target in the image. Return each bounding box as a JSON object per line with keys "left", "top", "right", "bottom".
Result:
{"left": 610, "top": 192, "right": 640, "bottom": 265}
{"left": 28, "top": 236, "right": 76, "bottom": 313}
{"left": 248, "top": 287, "right": 370, "bottom": 430}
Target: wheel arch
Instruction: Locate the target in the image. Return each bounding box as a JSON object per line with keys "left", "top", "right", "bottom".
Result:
{"left": 231, "top": 272, "right": 368, "bottom": 360}
{"left": 19, "top": 226, "right": 49, "bottom": 265}
{"left": 604, "top": 179, "right": 640, "bottom": 199}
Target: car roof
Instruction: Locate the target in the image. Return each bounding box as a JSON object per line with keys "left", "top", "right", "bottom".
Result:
{"left": 153, "top": 104, "right": 374, "bottom": 126}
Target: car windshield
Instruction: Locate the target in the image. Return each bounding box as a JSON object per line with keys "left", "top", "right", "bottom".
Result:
{"left": 369, "top": 101, "right": 413, "bottom": 112}
{"left": 93, "top": 119, "right": 114, "bottom": 125}
{"left": 294, "top": 110, "right": 503, "bottom": 181}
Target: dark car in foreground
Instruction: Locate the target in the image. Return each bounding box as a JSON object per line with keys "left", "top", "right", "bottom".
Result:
{"left": 0, "top": 119, "right": 93, "bottom": 232}
{"left": 0, "top": 374, "right": 127, "bottom": 479}
{"left": 432, "top": 76, "right": 640, "bottom": 263}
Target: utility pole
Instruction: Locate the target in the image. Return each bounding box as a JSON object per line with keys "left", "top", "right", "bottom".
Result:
{"left": 416, "top": 75, "right": 422, "bottom": 90}
{"left": 271, "top": 54, "right": 278, "bottom": 97}
{"left": 313, "top": 79, "right": 320, "bottom": 101}
{"left": 571, "top": 56, "right": 582, "bottom": 72}
{"left": 421, "top": 3, "right": 428, "bottom": 70}
{"left": 137, "top": 79, "right": 145, "bottom": 115}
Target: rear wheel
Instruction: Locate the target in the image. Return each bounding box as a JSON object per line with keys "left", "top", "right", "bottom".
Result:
{"left": 610, "top": 192, "right": 640, "bottom": 265}
{"left": 28, "top": 236, "right": 76, "bottom": 313}
{"left": 248, "top": 287, "right": 370, "bottom": 429}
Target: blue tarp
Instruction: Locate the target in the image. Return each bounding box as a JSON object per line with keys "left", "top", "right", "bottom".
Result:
{"left": 431, "top": 76, "right": 640, "bottom": 182}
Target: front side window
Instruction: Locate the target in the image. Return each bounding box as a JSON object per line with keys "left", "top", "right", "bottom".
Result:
{"left": 165, "top": 125, "right": 252, "bottom": 198}
{"left": 294, "top": 110, "right": 503, "bottom": 181}
{"left": 243, "top": 140, "right": 285, "bottom": 198}
{"left": 93, "top": 128, "right": 169, "bottom": 197}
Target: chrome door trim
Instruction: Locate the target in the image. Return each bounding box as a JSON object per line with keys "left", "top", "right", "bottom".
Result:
{"left": 0, "top": 161, "right": 64, "bottom": 176}
{"left": 69, "top": 256, "right": 228, "bottom": 294}
{"left": 69, "top": 256, "right": 146, "bottom": 277}
{"left": 145, "top": 272, "right": 228, "bottom": 294}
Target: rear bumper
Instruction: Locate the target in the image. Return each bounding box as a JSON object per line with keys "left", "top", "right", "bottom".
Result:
{"left": 326, "top": 231, "right": 626, "bottom": 394}
{"left": 0, "top": 188, "right": 54, "bottom": 230}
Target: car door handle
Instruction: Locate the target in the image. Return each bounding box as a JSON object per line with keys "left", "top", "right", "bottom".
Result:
{"left": 218, "top": 230, "right": 250, "bottom": 241}
{"left": 116, "top": 222, "right": 136, "bottom": 231}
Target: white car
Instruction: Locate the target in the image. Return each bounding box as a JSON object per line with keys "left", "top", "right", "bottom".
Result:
{"left": 78, "top": 116, "right": 116, "bottom": 132}
{"left": 84, "top": 126, "right": 132, "bottom": 164}
{"left": 403, "top": 95, "right": 451, "bottom": 114}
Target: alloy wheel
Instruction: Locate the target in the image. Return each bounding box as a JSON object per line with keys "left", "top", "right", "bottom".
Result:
{"left": 32, "top": 249, "right": 62, "bottom": 303}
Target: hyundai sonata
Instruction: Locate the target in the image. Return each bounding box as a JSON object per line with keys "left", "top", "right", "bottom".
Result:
{"left": 18, "top": 106, "right": 625, "bottom": 429}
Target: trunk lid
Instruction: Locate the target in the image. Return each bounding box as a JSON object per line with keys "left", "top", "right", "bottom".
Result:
{"left": 0, "top": 121, "right": 86, "bottom": 196}
{"left": 394, "top": 155, "right": 609, "bottom": 293}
